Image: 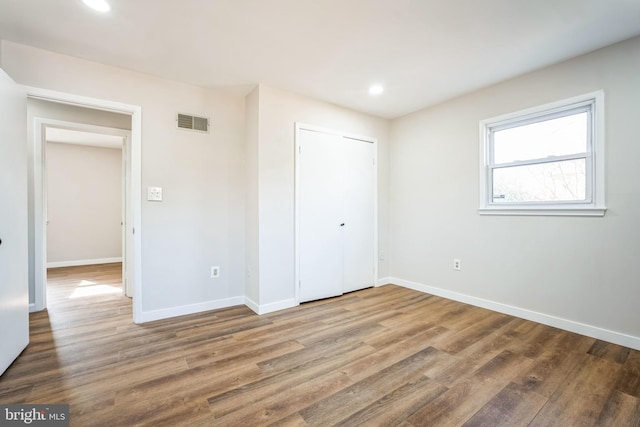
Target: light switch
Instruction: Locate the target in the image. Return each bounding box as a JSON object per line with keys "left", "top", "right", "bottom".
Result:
{"left": 147, "top": 187, "right": 163, "bottom": 201}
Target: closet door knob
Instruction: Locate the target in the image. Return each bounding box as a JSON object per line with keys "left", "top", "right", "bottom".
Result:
{"left": 340, "top": 223, "right": 345, "bottom": 227}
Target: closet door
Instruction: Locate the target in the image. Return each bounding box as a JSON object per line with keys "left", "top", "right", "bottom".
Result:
{"left": 298, "top": 129, "right": 344, "bottom": 302}
{"left": 342, "top": 137, "right": 375, "bottom": 293}
{"left": 297, "top": 127, "right": 375, "bottom": 303}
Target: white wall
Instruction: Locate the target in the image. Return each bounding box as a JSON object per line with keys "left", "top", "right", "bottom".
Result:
{"left": 2, "top": 41, "right": 246, "bottom": 318}
{"left": 46, "top": 142, "right": 122, "bottom": 265}
{"left": 249, "top": 84, "right": 390, "bottom": 311}
{"left": 389, "top": 36, "right": 640, "bottom": 348}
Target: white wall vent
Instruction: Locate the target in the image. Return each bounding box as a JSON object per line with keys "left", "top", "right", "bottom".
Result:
{"left": 176, "top": 113, "right": 210, "bottom": 133}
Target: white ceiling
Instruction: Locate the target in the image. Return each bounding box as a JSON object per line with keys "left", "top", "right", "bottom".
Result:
{"left": 1, "top": 0, "right": 639, "bottom": 118}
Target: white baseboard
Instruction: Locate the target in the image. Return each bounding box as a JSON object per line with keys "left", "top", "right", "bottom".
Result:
{"left": 245, "top": 297, "right": 298, "bottom": 315}
{"left": 391, "top": 277, "right": 640, "bottom": 351}
{"left": 138, "top": 296, "right": 245, "bottom": 323}
{"left": 244, "top": 297, "right": 260, "bottom": 314}
{"left": 376, "top": 277, "right": 392, "bottom": 287}
{"left": 47, "top": 257, "right": 122, "bottom": 268}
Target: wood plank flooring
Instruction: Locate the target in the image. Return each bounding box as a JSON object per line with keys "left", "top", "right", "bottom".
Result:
{"left": 1, "top": 263, "right": 639, "bottom": 426}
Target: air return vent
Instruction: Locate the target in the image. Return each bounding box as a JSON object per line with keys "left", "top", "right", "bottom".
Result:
{"left": 176, "top": 113, "right": 210, "bottom": 133}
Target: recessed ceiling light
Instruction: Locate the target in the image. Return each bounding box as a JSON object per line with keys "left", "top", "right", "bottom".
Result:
{"left": 82, "top": 0, "right": 111, "bottom": 13}
{"left": 368, "top": 84, "right": 384, "bottom": 96}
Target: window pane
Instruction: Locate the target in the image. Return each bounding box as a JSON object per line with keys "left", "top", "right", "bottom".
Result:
{"left": 492, "top": 159, "right": 586, "bottom": 203}
{"left": 493, "top": 112, "right": 588, "bottom": 164}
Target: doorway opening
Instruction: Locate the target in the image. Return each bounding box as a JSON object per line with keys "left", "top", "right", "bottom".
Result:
{"left": 27, "top": 88, "right": 142, "bottom": 323}
{"left": 43, "top": 122, "right": 131, "bottom": 306}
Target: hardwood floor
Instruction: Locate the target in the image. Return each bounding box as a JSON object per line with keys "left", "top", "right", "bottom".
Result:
{"left": 1, "top": 263, "right": 639, "bottom": 426}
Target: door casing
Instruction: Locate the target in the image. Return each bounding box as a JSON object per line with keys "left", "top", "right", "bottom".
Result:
{"left": 25, "top": 86, "right": 143, "bottom": 323}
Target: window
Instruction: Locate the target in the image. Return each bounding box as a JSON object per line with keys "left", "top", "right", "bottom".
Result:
{"left": 479, "top": 91, "right": 606, "bottom": 216}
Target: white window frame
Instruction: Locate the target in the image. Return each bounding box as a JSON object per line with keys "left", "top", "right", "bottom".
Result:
{"left": 479, "top": 90, "right": 606, "bottom": 217}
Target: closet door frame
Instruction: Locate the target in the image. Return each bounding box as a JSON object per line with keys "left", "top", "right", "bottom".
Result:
{"left": 294, "top": 122, "right": 378, "bottom": 304}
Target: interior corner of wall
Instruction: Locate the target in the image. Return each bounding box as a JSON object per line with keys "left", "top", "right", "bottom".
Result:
{"left": 0, "top": 39, "right": 6, "bottom": 69}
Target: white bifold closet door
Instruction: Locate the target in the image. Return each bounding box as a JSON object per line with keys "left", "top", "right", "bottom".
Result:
{"left": 297, "top": 127, "right": 375, "bottom": 303}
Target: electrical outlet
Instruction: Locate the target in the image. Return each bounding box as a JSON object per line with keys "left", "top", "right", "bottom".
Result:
{"left": 211, "top": 266, "right": 220, "bottom": 278}
{"left": 453, "top": 259, "right": 461, "bottom": 271}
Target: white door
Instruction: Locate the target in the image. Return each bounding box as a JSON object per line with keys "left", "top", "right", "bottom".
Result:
{"left": 0, "top": 68, "right": 29, "bottom": 375}
{"left": 297, "top": 127, "right": 375, "bottom": 303}
{"left": 342, "top": 137, "right": 375, "bottom": 293}
{"left": 298, "top": 129, "right": 344, "bottom": 302}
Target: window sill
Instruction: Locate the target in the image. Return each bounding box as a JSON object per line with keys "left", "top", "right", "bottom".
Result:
{"left": 478, "top": 206, "right": 607, "bottom": 217}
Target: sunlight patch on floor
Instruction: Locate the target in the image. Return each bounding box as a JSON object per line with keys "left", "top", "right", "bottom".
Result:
{"left": 69, "top": 281, "right": 121, "bottom": 298}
